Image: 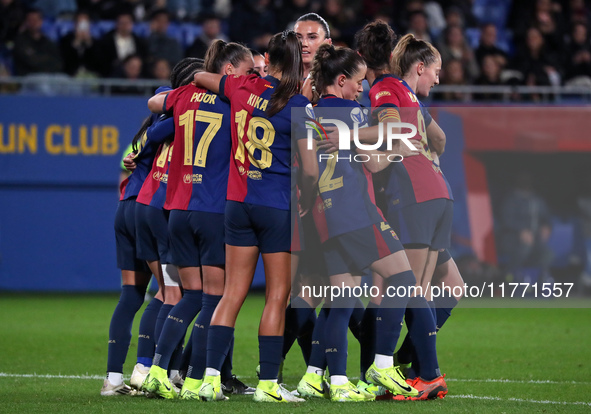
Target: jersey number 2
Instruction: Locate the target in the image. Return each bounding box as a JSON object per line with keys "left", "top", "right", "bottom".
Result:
{"left": 318, "top": 151, "right": 343, "bottom": 193}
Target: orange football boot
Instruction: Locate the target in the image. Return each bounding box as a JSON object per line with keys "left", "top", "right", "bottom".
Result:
{"left": 392, "top": 375, "right": 447, "bottom": 401}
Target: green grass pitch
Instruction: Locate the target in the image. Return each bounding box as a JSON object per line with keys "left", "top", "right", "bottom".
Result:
{"left": 0, "top": 293, "right": 590, "bottom": 413}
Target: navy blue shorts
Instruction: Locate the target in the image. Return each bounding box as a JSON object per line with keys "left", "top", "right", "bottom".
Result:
{"left": 322, "top": 221, "right": 404, "bottom": 276}
{"left": 168, "top": 209, "right": 225, "bottom": 267}
{"left": 387, "top": 198, "right": 453, "bottom": 250}
{"left": 291, "top": 208, "right": 303, "bottom": 252}
{"left": 114, "top": 198, "right": 150, "bottom": 272}
{"left": 225, "top": 201, "right": 290, "bottom": 254}
{"left": 298, "top": 214, "right": 327, "bottom": 277}
{"left": 291, "top": 190, "right": 304, "bottom": 252}
{"left": 135, "top": 203, "right": 171, "bottom": 263}
{"left": 437, "top": 249, "right": 452, "bottom": 266}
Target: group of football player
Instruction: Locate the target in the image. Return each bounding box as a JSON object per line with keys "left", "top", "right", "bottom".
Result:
{"left": 101, "top": 12, "right": 465, "bottom": 403}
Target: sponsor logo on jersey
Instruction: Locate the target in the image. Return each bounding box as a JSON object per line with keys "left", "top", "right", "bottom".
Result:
{"left": 350, "top": 106, "right": 368, "bottom": 124}
{"left": 316, "top": 198, "right": 332, "bottom": 212}
{"left": 247, "top": 170, "right": 262, "bottom": 180}
{"left": 375, "top": 91, "right": 391, "bottom": 99}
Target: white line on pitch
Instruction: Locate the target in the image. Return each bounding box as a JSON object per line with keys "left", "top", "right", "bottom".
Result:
{"left": 2, "top": 372, "right": 591, "bottom": 387}
{"left": 447, "top": 378, "right": 591, "bottom": 385}
{"left": 0, "top": 373, "right": 105, "bottom": 380}
{"left": 449, "top": 394, "right": 591, "bottom": 407}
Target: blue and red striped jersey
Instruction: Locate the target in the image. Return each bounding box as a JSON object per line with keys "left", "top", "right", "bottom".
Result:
{"left": 163, "top": 84, "right": 232, "bottom": 213}
{"left": 136, "top": 116, "right": 175, "bottom": 208}
{"left": 311, "top": 96, "right": 383, "bottom": 241}
{"left": 369, "top": 74, "right": 452, "bottom": 208}
{"left": 220, "top": 74, "right": 311, "bottom": 211}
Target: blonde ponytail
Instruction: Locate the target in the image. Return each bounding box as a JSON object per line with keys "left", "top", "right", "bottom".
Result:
{"left": 391, "top": 33, "right": 440, "bottom": 77}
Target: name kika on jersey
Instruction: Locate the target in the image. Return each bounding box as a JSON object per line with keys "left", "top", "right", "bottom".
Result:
{"left": 190, "top": 92, "right": 217, "bottom": 104}
{"left": 247, "top": 93, "right": 269, "bottom": 111}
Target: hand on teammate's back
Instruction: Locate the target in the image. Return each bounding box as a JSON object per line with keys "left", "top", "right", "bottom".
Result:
{"left": 316, "top": 126, "right": 340, "bottom": 153}
{"left": 396, "top": 140, "right": 423, "bottom": 158}
{"left": 123, "top": 153, "right": 137, "bottom": 171}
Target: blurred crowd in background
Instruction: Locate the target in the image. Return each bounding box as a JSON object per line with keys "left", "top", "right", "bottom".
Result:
{"left": 2, "top": 0, "right": 591, "bottom": 292}
{"left": 2, "top": 0, "right": 591, "bottom": 97}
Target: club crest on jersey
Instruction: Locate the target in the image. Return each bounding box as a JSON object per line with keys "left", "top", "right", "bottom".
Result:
{"left": 183, "top": 174, "right": 192, "bottom": 184}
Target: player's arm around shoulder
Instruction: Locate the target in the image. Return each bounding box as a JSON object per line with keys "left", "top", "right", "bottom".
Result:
{"left": 148, "top": 90, "right": 171, "bottom": 113}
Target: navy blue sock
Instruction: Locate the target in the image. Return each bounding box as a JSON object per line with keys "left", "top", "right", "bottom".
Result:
{"left": 375, "top": 271, "right": 416, "bottom": 356}
{"left": 259, "top": 336, "right": 283, "bottom": 380}
{"left": 206, "top": 325, "right": 234, "bottom": 372}
{"left": 308, "top": 304, "right": 330, "bottom": 369}
{"left": 136, "top": 297, "right": 162, "bottom": 366}
{"left": 154, "top": 289, "right": 202, "bottom": 370}
{"left": 348, "top": 298, "right": 365, "bottom": 342}
{"left": 396, "top": 306, "right": 416, "bottom": 365}
{"left": 107, "top": 285, "right": 146, "bottom": 373}
{"left": 221, "top": 337, "right": 234, "bottom": 381}
{"left": 433, "top": 294, "right": 458, "bottom": 331}
{"left": 399, "top": 307, "right": 419, "bottom": 379}
{"left": 406, "top": 296, "right": 439, "bottom": 381}
{"left": 324, "top": 297, "right": 356, "bottom": 376}
{"left": 427, "top": 300, "right": 437, "bottom": 323}
{"left": 359, "top": 302, "right": 378, "bottom": 382}
{"left": 169, "top": 336, "right": 185, "bottom": 371}
{"left": 296, "top": 308, "right": 316, "bottom": 365}
{"left": 154, "top": 304, "right": 173, "bottom": 345}
{"left": 188, "top": 294, "right": 222, "bottom": 380}
{"left": 282, "top": 304, "right": 298, "bottom": 359}
{"left": 406, "top": 364, "right": 418, "bottom": 380}
{"left": 283, "top": 297, "right": 315, "bottom": 359}
{"left": 179, "top": 328, "right": 194, "bottom": 375}
{"left": 308, "top": 305, "right": 329, "bottom": 370}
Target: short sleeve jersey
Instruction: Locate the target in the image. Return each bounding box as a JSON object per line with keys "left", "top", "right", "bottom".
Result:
{"left": 220, "top": 74, "right": 311, "bottom": 211}
{"left": 369, "top": 74, "right": 452, "bottom": 207}
{"left": 312, "top": 96, "right": 384, "bottom": 241}
{"left": 136, "top": 116, "right": 175, "bottom": 208}
{"left": 163, "top": 84, "right": 232, "bottom": 213}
